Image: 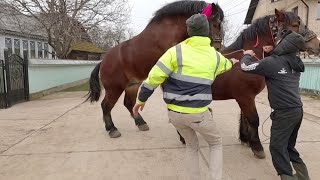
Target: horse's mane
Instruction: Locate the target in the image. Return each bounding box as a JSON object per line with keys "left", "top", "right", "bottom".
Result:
{"left": 226, "top": 15, "right": 272, "bottom": 50}
{"left": 150, "top": 1, "right": 224, "bottom": 23}
{"left": 226, "top": 11, "right": 300, "bottom": 50}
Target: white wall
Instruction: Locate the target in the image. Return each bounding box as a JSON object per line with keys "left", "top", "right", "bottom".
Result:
{"left": 28, "top": 59, "right": 100, "bottom": 94}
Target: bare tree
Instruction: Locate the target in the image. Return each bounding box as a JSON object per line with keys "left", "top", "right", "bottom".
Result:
{"left": 221, "top": 19, "right": 244, "bottom": 47}
{"left": 89, "top": 25, "right": 134, "bottom": 50}
{"left": 1, "top": 0, "right": 131, "bottom": 58}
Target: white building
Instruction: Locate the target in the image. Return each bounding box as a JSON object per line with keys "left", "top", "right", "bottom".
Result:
{"left": 0, "top": 15, "right": 56, "bottom": 60}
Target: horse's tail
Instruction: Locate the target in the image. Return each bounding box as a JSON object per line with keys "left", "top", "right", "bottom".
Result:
{"left": 86, "top": 62, "right": 101, "bottom": 103}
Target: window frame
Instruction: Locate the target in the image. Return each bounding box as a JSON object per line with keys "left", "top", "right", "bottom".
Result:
{"left": 44, "top": 43, "right": 49, "bottom": 59}
{"left": 37, "top": 42, "right": 43, "bottom": 59}
{"left": 5, "top": 38, "right": 13, "bottom": 55}
{"left": 30, "top": 41, "right": 36, "bottom": 58}
{"left": 317, "top": 1, "right": 320, "bottom": 20}
{"left": 22, "top": 40, "right": 29, "bottom": 58}
{"left": 14, "top": 39, "right": 21, "bottom": 56}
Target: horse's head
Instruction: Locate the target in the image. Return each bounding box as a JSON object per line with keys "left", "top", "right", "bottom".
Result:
{"left": 275, "top": 9, "right": 320, "bottom": 55}
{"left": 200, "top": 3, "right": 224, "bottom": 44}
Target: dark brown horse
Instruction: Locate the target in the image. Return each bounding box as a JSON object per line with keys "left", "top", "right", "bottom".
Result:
{"left": 211, "top": 9, "right": 319, "bottom": 158}
{"left": 86, "top": 1, "right": 224, "bottom": 135}
{"left": 86, "top": 0, "right": 320, "bottom": 159}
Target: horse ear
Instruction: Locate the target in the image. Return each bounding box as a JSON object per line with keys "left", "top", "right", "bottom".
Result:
{"left": 275, "top": 8, "right": 285, "bottom": 22}
{"left": 211, "top": 3, "right": 218, "bottom": 15}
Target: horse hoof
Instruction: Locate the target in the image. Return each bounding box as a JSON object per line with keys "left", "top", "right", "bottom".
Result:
{"left": 109, "top": 130, "right": 121, "bottom": 138}
{"left": 138, "top": 124, "right": 149, "bottom": 131}
{"left": 252, "top": 150, "right": 266, "bottom": 159}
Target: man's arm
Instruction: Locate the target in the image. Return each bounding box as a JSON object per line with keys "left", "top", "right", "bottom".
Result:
{"left": 215, "top": 51, "right": 237, "bottom": 77}
{"left": 136, "top": 48, "right": 175, "bottom": 105}
{"left": 240, "top": 52, "right": 270, "bottom": 76}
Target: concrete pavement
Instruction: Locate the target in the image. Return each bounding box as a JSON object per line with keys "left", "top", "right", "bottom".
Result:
{"left": 0, "top": 89, "right": 319, "bottom": 180}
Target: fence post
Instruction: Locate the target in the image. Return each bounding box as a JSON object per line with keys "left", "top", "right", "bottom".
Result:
{"left": 0, "top": 60, "right": 8, "bottom": 108}
{"left": 4, "top": 50, "right": 11, "bottom": 107}
{"left": 23, "top": 51, "right": 30, "bottom": 101}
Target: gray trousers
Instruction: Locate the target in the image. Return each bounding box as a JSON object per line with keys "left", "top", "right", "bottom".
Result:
{"left": 168, "top": 109, "right": 222, "bottom": 180}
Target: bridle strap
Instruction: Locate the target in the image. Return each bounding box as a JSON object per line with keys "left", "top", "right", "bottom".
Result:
{"left": 253, "top": 31, "right": 259, "bottom": 48}
{"left": 269, "top": 16, "right": 279, "bottom": 46}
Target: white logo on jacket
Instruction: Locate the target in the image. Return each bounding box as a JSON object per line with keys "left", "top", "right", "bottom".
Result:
{"left": 241, "top": 63, "right": 259, "bottom": 71}
{"left": 278, "top": 68, "right": 287, "bottom": 74}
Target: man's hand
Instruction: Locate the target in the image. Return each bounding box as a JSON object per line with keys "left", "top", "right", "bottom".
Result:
{"left": 230, "top": 58, "right": 239, "bottom": 65}
{"left": 263, "top": 46, "right": 273, "bottom": 53}
{"left": 243, "top": 50, "right": 256, "bottom": 57}
{"left": 133, "top": 103, "right": 145, "bottom": 117}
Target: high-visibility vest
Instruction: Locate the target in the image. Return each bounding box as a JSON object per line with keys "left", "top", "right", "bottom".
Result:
{"left": 137, "top": 36, "right": 232, "bottom": 114}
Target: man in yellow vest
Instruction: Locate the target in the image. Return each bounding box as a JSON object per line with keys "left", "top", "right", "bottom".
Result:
{"left": 133, "top": 14, "right": 238, "bottom": 180}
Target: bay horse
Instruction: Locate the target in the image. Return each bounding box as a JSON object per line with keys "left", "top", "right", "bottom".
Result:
{"left": 211, "top": 9, "right": 319, "bottom": 158}
{"left": 86, "top": 0, "right": 224, "bottom": 136}
{"left": 86, "top": 0, "right": 320, "bottom": 159}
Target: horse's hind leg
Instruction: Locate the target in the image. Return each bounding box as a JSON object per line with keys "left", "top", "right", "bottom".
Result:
{"left": 124, "top": 84, "right": 149, "bottom": 131}
{"left": 101, "top": 87, "right": 123, "bottom": 138}
{"left": 237, "top": 97, "right": 265, "bottom": 159}
{"left": 239, "top": 111, "right": 249, "bottom": 146}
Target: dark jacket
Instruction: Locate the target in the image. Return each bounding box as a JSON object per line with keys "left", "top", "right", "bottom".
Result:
{"left": 240, "top": 32, "right": 305, "bottom": 110}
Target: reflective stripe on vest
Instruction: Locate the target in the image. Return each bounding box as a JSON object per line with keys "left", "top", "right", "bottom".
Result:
{"left": 142, "top": 82, "right": 157, "bottom": 91}
{"left": 213, "top": 51, "right": 220, "bottom": 78}
{"left": 156, "top": 61, "right": 172, "bottom": 76}
{"left": 176, "top": 44, "right": 183, "bottom": 74}
{"left": 164, "top": 92, "right": 212, "bottom": 101}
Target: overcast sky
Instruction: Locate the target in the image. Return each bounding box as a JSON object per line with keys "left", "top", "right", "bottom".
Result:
{"left": 129, "top": 0, "right": 251, "bottom": 44}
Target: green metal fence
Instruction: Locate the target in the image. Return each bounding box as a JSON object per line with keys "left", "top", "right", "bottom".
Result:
{"left": 300, "top": 60, "right": 320, "bottom": 94}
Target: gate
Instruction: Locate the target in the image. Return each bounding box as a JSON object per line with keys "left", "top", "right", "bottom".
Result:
{"left": 0, "top": 52, "right": 29, "bottom": 109}
{"left": 0, "top": 60, "right": 7, "bottom": 108}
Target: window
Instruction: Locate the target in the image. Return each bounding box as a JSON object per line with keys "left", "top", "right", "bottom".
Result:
{"left": 5, "top": 38, "right": 12, "bottom": 55}
{"left": 37, "top": 42, "right": 43, "bottom": 58}
{"left": 293, "top": 6, "right": 298, "bottom": 16}
{"left": 22, "top": 40, "right": 29, "bottom": 58}
{"left": 14, "top": 39, "right": 20, "bottom": 56}
{"left": 317, "top": 1, "right": 320, "bottom": 19}
{"left": 44, "top": 43, "right": 48, "bottom": 58}
{"left": 30, "top": 41, "right": 36, "bottom": 58}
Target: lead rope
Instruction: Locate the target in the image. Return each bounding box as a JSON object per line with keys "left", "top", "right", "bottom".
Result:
{"left": 261, "top": 108, "right": 272, "bottom": 143}
{"left": 222, "top": 49, "right": 261, "bottom": 61}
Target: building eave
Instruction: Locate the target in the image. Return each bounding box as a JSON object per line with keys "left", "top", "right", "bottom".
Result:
{"left": 244, "top": 0, "right": 259, "bottom": 24}
{"left": 0, "top": 28, "right": 47, "bottom": 41}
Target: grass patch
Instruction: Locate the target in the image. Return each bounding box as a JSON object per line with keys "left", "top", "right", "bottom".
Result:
{"left": 62, "top": 82, "right": 90, "bottom": 92}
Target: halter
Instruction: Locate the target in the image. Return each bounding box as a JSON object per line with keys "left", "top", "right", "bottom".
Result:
{"left": 268, "top": 16, "right": 279, "bottom": 45}
{"left": 253, "top": 16, "right": 279, "bottom": 48}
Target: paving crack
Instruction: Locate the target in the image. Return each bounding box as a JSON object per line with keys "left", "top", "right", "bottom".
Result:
{"left": 2, "top": 141, "right": 319, "bottom": 157}
{"left": 0, "top": 102, "right": 84, "bottom": 155}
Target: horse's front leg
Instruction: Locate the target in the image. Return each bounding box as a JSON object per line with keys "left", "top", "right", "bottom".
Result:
{"left": 237, "top": 97, "right": 266, "bottom": 159}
